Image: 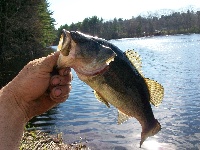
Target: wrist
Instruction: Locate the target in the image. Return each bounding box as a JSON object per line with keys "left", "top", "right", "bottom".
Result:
{"left": 0, "top": 85, "right": 27, "bottom": 149}
{"left": 0, "top": 84, "right": 28, "bottom": 123}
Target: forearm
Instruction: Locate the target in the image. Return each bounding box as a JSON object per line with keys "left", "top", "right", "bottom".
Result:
{"left": 0, "top": 86, "right": 26, "bottom": 150}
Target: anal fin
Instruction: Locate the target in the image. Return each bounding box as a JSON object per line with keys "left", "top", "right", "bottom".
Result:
{"left": 94, "top": 90, "right": 110, "bottom": 108}
{"left": 118, "top": 110, "right": 131, "bottom": 124}
{"left": 145, "top": 78, "right": 164, "bottom": 107}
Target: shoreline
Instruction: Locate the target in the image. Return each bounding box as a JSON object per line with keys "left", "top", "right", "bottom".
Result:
{"left": 20, "top": 130, "right": 89, "bottom": 150}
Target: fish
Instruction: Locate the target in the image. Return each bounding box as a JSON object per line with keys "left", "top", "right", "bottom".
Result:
{"left": 57, "top": 30, "right": 164, "bottom": 147}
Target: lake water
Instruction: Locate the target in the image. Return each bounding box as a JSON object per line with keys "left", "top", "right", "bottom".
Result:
{"left": 29, "top": 34, "right": 200, "bottom": 150}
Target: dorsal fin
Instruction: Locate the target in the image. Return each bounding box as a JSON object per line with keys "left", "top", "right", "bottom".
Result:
{"left": 145, "top": 78, "right": 164, "bottom": 107}
{"left": 124, "top": 50, "right": 143, "bottom": 76}
{"left": 117, "top": 110, "right": 131, "bottom": 124}
{"left": 94, "top": 90, "right": 110, "bottom": 108}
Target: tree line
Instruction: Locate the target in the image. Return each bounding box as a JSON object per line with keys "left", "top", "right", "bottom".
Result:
{"left": 54, "top": 9, "right": 200, "bottom": 44}
{"left": 0, "top": 0, "right": 56, "bottom": 60}
{"left": 0, "top": 0, "right": 56, "bottom": 87}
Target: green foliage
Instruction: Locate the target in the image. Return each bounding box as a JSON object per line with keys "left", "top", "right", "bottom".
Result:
{"left": 53, "top": 16, "right": 103, "bottom": 45}
{"left": 54, "top": 9, "right": 200, "bottom": 43}
{"left": 0, "top": 0, "right": 56, "bottom": 59}
{"left": 0, "top": 0, "right": 56, "bottom": 87}
{"left": 37, "top": 0, "right": 56, "bottom": 47}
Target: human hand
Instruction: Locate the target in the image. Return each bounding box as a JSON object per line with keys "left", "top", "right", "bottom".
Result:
{"left": 3, "top": 51, "right": 72, "bottom": 121}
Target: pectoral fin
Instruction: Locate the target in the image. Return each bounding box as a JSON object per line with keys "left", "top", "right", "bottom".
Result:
{"left": 145, "top": 78, "right": 164, "bottom": 107}
{"left": 118, "top": 110, "right": 131, "bottom": 124}
{"left": 94, "top": 90, "right": 110, "bottom": 108}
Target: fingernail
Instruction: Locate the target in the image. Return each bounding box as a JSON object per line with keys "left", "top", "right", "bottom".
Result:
{"left": 52, "top": 77, "right": 60, "bottom": 85}
{"left": 64, "top": 68, "right": 71, "bottom": 76}
{"left": 54, "top": 88, "right": 62, "bottom": 97}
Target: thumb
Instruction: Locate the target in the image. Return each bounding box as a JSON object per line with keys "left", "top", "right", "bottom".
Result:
{"left": 40, "top": 51, "right": 60, "bottom": 72}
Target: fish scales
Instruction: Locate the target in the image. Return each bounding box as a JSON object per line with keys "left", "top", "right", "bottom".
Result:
{"left": 88, "top": 37, "right": 158, "bottom": 124}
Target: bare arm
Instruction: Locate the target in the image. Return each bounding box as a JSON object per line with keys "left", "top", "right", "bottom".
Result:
{"left": 0, "top": 88, "right": 26, "bottom": 149}
{"left": 0, "top": 52, "right": 72, "bottom": 149}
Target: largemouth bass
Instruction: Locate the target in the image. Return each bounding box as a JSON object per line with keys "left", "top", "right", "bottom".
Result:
{"left": 57, "top": 30, "right": 164, "bottom": 147}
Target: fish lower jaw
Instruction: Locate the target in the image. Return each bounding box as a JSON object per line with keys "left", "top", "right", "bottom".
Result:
{"left": 57, "top": 53, "right": 74, "bottom": 69}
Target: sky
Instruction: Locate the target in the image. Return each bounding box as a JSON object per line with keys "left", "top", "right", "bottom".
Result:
{"left": 47, "top": 0, "right": 200, "bottom": 29}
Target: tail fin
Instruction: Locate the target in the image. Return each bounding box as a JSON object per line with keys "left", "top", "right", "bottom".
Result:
{"left": 139, "top": 119, "right": 161, "bottom": 148}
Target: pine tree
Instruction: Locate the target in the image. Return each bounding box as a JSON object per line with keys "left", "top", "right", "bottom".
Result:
{"left": 0, "top": 0, "right": 56, "bottom": 87}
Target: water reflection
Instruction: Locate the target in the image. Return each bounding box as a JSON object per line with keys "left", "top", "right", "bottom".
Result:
{"left": 142, "top": 139, "right": 176, "bottom": 150}
{"left": 27, "top": 106, "right": 59, "bottom": 131}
